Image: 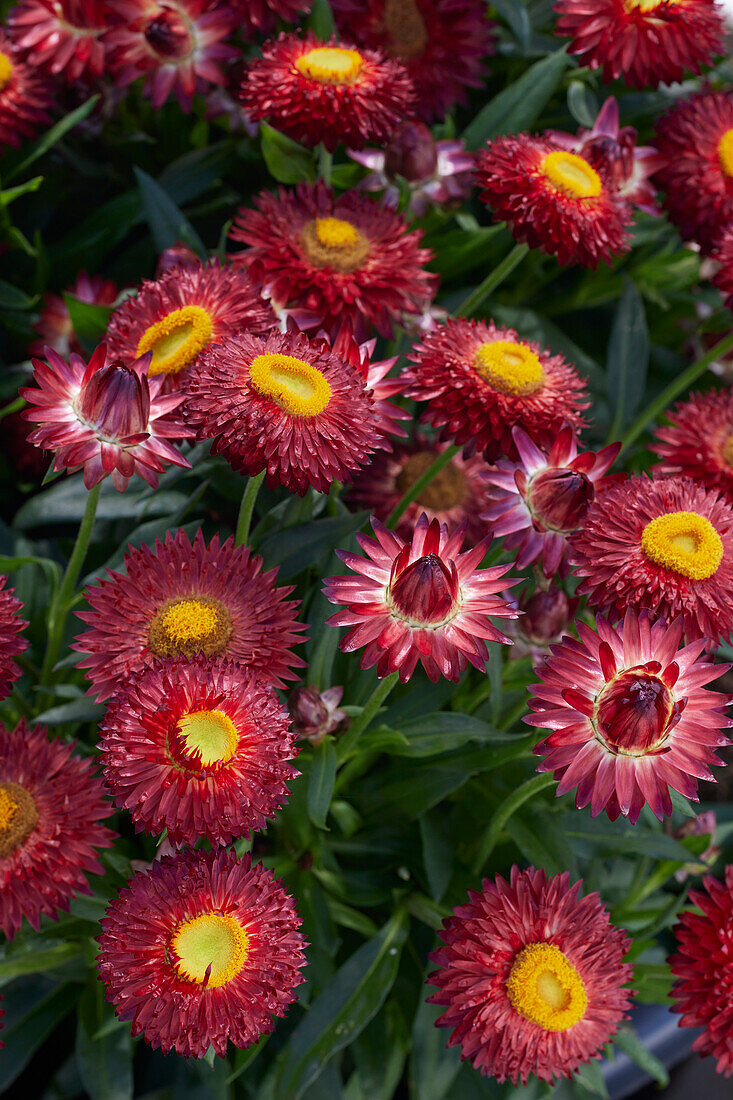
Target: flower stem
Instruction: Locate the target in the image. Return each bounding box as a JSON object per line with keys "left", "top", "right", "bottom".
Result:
{"left": 456, "top": 242, "right": 530, "bottom": 318}
{"left": 235, "top": 470, "right": 265, "bottom": 546}
{"left": 385, "top": 444, "right": 460, "bottom": 529}
{"left": 471, "top": 772, "right": 555, "bottom": 874}
{"left": 39, "top": 481, "right": 101, "bottom": 690}
{"left": 319, "top": 145, "right": 333, "bottom": 186}
{"left": 619, "top": 328, "right": 733, "bottom": 457}
{"left": 0, "top": 395, "right": 25, "bottom": 422}
{"left": 337, "top": 671, "right": 399, "bottom": 763}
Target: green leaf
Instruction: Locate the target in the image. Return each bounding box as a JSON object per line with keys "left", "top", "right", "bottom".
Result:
{"left": 134, "top": 167, "right": 206, "bottom": 259}
{"left": 612, "top": 1025, "right": 670, "bottom": 1087}
{"left": 378, "top": 712, "right": 511, "bottom": 757}
{"left": 5, "top": 95, "right": 100, "bottom": 182}
{"left": 34, "top": 697, "right": 104, "bottom": 726}
{"left": 567, "top": 81, "right": 598, "bottom": 128}
{"left": 357, "top": 760, "right": 475, "bottom": 820}
{"left": 1, "top": 175, "right": 44, "bottom": 205}
{"left": 472, "top": 773, "right": 557, "bottom": 872}
{"left": 260, "top": 123, "right": 316, "bottom": 184}
{"left": 308, "top": 0, "right": 336, "bottom": 37}
{"left": 308, "top": 740, "right": 337, "bottom": 830}
{"left": 351, "top": 1000, "right": 408, "bottom": 1100}
{"left": 0, "top": 979, "right": 79, "bottom": 1090}
{"left": 14, "top": 474, "right": 189, "bottom": 528}
{"left": 559, "top": 812, "right": 692, "bottom": 861}
{"left": 607, "top": 277, "right": 649, "bottom": 434}
{"left": 408, "top": 997, "right": 462, "bottom": 1100}
{"left": 462, "top": 49, "right": 571, "bottom": 149}
{"left": 0, "top": 280, "right": 36, "bottom": 310}
{"left": 258, "top": 511, "right": 368, "bottom": 580}
{"left": 0, "top": 942, "right": 84, "bottom": 982}
{"left": 76, "top": 975, "right": 134, "bottom": 1100}
{"left": 420, "top": 811, "right": 453, "bottom": 901}
{"left": 64, "top": 294, "right": 113, "bottom": 351}
{"left": 633, "top": 962, "right": 674, "bottom": 1004}
{"left": 270, "top": 910, "right": 408, "bottom": 1098}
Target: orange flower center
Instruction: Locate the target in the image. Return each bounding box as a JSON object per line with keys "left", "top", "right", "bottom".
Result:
{"left": 473, "top": 341, "right": 545, "bottom": 395}
{"left": 300, "top": 216, "right": 371, "bottom": 273}
{"left": 171, "top": 912, "right": 249, "bottom": 988}
{"left": 148, "top": 596, "right": 233, "bottom": 659}
{"left": 718, "top": 129, "right": 733, "bottom": 178}
{"left": 249, "top": 352, "right": 332, "bottom": 417}
{"left": 396, "top": 451, "right": 467, "bottom": 511}
{"left": 295, "top": 46, "right": 363, "bottom": 84}
{"left": 506, "top": 943, "right": 587, "bottom": 1032}
{"left": 0, "top": 51, "right": 14, "bottom": 93}
{"left": 176, "top": 708, "right": 239, "bottom": 767}
{"left": 383, "top": 0, "right": 429, "bottom": 59}
{"left": 641, "top": 511, "right": 723, "bottom": 580}
{"left": 540, "top": 151, "right": 603, "bottom": 199}
{"left": 136, "top": 305, "right": 214, "bottom": 377}
{"left": 0, "top": 782, "right": 38, "bottom": 859}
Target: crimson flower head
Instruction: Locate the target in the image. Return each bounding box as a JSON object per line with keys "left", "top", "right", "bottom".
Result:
{"left": 230, "top": 0, "right": 310, "bottom": 33}
{"left": 8, "top": 0, "right": 113, "bottom": 83}
{"left": 713, "top": 226, "right": 733, "bottom": 311}
{"left": 670, "top": 865, "right": 733, "bottom": 1076}
{"left": 554, "top": 0, "right": 725, "bottom": 90}
{"left": 428, "top": 866, "right": 633, "bottom": 1085}
{"left": 0, "top": 29, "right": 53, "bottom": 149}
{"left": 240, "top": 32, "right": 415, "bottom": 152}
{"left": 476, "top": 133, "right": 633, "bottom": 268}
{"left": 0, "top": 576, "right": 27, "bottom": 702}
{"left": 97, "top": 847, "right": 306, "bottom": 1058}
{"left": 20, "top": 343, "right": 193, "bottom": 491}
{"left": 527, "top": 609, "right": 731, "bottom": 823}
{"left": 29, "top": 270, "right": 118, "bottom": 361}
{"left": 652, "top": 389, "right": 733, "bottom": 503}
{"left": 483, "top": 426, "right": 621, "bottom": 578}
{"left": 324, "top": 512, "right": 518, "bottom": 683}
{"left": 332, "top": 0, "right": 494, "bottom": 123}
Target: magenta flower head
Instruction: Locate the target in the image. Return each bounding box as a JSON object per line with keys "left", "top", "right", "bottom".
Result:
{"left": 20, "top": 343, "right": 193, "bottom": 491}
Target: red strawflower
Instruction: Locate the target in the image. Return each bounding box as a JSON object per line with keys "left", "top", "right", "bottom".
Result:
{"left": 654, "top": 90, "right": 733, "bottom": 254}
{"left": 105, "top": 0, "right": 238, "bottom": 111}
{"left": 105, "top": 261, "right": 275, "bottom": 391}
{"left": 231, "top": 0, "right": 311, "bottom": 34}
{"left": 476, "top": 133, "right": 633, "bottom": 268}
{"left": 74, "top": 527, "right": 306, "bottom": 700}
{"left": 528, "top": 608, "right": 731, "bottom": 823}
{"left": 326, "top": 320, "right": 409, "bottom": 445}
{"left": 0, "top": 30, "right": 53, "bottom": 149}
{"left": 713, "top": 225, "right": 733, "bottom": 309}
{"left": 554, "top": 0, "right": 725, "bottom": 90}
{"left": 346, "top": 434, "right": 493, "bottom": 547}
{"left": 652, "top": 389, "right": 733, "bottom": 503}
{"left": 570, "top": 475, "right": 733, "bottom": 645}
{"left": 401, "top": 317, "right": 589, "bottom": 463}
{"left": 20, "top": 343, "right": 193, "bottom": 491}
{"left": 323, "top": 512, "right": 517, "bottom": 683}
{"left": 184, "top": 328, "right": 384, "bottom": 496}
{"left": 332, "top": 0, "right": 494, "bottom": 123}
{"left": 99, "top": 657, "right": 297, "bottom": 846}
{"left": 427, "top": 866, "right": 633, "bottom": 1085}
{"left": 228, "top": 181, "right": 437, "bottom": 341}
{"left": 483, "top": 425, "right": 621, "bottom": 578}
{"left": 0, "top": 720, "right": 114, "bottom": 940}
{"left": 97, "top": 847, "right": 306, "bottom": 1058}
{"left": 670, "top": 864, "right": 733, "bottom": 1076}
{"left": 29, "top": 270, "right": 118, "bottom": 360}
{"left": 240, "top": 32, "right": 414, "bottom": 153}
{"left": 0, "top": 576, "right": 27, "bottom": 702}
{"left": 7, "top": 0, "right": 112, "bottom": 83}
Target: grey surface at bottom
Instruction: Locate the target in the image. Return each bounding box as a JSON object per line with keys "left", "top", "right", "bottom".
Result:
{"left": 634, "top": 1052, "right": 731, "bottom": 1100}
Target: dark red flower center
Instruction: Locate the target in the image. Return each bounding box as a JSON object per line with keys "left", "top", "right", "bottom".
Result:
{"left": 144, "top": 9, "right": 193, "bottom": 61}
{"left": 595, "top": 669, "right": 677, "bottom": 755}
{"left": 389, "top": 552, "right": 459, "bottom": 625}
{"left": 383, "top": 0, "right": 428, "bottom": 59}
{"left": 527, "top": 467, "right": 594, "bottom": 533}
{"left": 76, "top": 360, "right": 150, "bottom": 440}
{"left": 0, "top": 781, "right": 38, "bottom": 859}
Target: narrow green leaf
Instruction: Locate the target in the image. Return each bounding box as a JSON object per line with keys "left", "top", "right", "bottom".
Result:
{"left": 613, "top": 1025, "right": 670, "bottom": 1088}
{"left": 408, "top": 997, "right": 461, "bottom": 1100}
{"left": 0, "top": 942, "right": 84, "bottom": 981}
{"left": 308, "top": 0, "right": 336, "bottom": 38}
{"left": 76, "top": 976, "right": 134, "bottom": 1100}
{"left": 308, "top": 740, "right": 337, "bottom": 830}
{"left": 472, "top": 773, "right": 556, "bottom": 872}
{"left": 134, "top": 167, "right": 206, "bottom": 258}
{"left": 607, "top": 278, "right": 649, "bottom": 436}
{"left": 34, "top": 697, "right": 105, "bottom": 726}
{"left": 0, "top": 980, "right": 79, "bottom": 1090}
{"left": 64, "top": 294, "right": 113, "bottom": 350}
{"left": 6, "top": 95, "right": 100, "bottom": 182}
{"left": 420, "top": 812, "right": 454, "bottom": 902}
{"left": 0, "top": 280, "right": 36, "bottom": 310}
{"left": 567, "top": 81, "right": 598, "bottom": 128}
{"left": 462, "top": 49, "right": 571, "bottom": 149}
{"left": 1, "top": 175, "right": 43, "bottom": 205}
{"left": 260, "top": 123, "right": 316, "bottom": 184}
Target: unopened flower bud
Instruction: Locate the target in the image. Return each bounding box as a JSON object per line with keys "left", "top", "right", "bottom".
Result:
{"left": 145, "top": 10, "right": 192, "bottom": 60}
{"left": 528, "top": 468, "right": 595, "bottom": 533}
{"left": 289, "top": 685, "right": 347, "bottom": 746}
{"left": 390, "top": 552, "right": 458, "bottom": 624}
{"left": 155, "top": 242, "right": 201, "bottom": 278}
{"left": 77, "top": 359, "right": 150, "bottom": 440}
{"left": 520, "top": 587, "right": 574, "bottom": 643}
{"left": 384, "top": 120, "right": 438, "bottom": 183}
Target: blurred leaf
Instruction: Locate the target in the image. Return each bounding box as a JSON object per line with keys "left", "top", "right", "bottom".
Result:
{"left": 613, "top": 1025, "right": 670, "bottom": 1087}
{"left": 574, "top": 1060, "right": 609, "bottom": 1098}
{"left": 567, "top": 81, "right": 598, "bottom": 128}
{"left": 308, "top": 740, "right": 337, "bottom": 830}
{"left": 1, "top": 175, "right": 43, "bottom": 205}
{"left": 351, "top": 1000, "right": 408, "bottom": 1100}
{"left": 261, "top": 123, "right": 316, "bottom": 184}
{"left": 463, "top": 49, "right": 571, "bottom": 149}
{"left": 607, "top": 277, "right": 649, "bottom": 434}
{"left": 427, "top": 225, "right": 505, "bottom": 279}
{"left": 0, "top": 280, "right": 37, "bottom": 310}
{"left": 408, "top": 997, "right": 461, "bottom": 1100}
{"left": 14, "top": 475, "right": 189, "bottom": 528}
{"left": 560, "top": 812, "right": 691, "bottom": 861}
{"left": 6, "top": 95, "right": 100, "bottom": 182}
{"left": 64, "top": 294, "right": 113, "bottom": 351}
{"left": 258, "top": 511, "right": 367, "bottom": 580}
{"left": 491, "top": 0, "right": 531, "bottom": 48}
{"left": 356, "top": 760, "right": 475, "bottom": 819}
{"left": 308, "top": 0, "right": 336, "bottom": 37}
{"left": 158, "top": 141, "right": 236, "bottom": 207}
{"left": 134, "top": 167, "right": 206, "bottom": 259}
{"left": 76, "top": 975, "right": 133, "bottom": 1100}
{"left": 420, "top": 811, "right": 453, "bottom": 901}
{"left": 0, "top": 979, "right": 79, "bottom": 1090}
{"left": 34, "top": 697, "right": 104, "bottom": 725}
{"left": 377, "top": 713, "right": 511, "bottom": 757}
{"left": 0, "top": 942, "right": 84, "bottom": 982}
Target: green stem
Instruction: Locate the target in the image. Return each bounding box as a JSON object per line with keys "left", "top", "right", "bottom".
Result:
{"left": 619, "top": 328, "right": 733, "bottom": 456}
{"left": 456, "top": 242, "right": 530, "bottom": 318}
{"left": 319, "top": 145, "right": 333, "bottom": 186}
{"left": 337, "top": 671, "right": 399, "bottom": 763}
{"left": 0, "top": 395, "right": 25, "bottom": 422}
{"left": 39, "top": 482, "right": 101, "bottom": 689}
{"left": 471, "top": 772, "right": 555, "bottom": 874}
{"left": 235, "top": 470, "right": 265, "bottom": 546}
{"left": 385, "top": 444, "right": 459, "bottom": 529}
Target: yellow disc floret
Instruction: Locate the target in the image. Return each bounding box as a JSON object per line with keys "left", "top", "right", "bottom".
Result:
{"left": 159, "top": 599, "right": 218, "bottom": 645}
{"left": 136, "top": 305, "right": 214, "bottom": 377}
{"left": 177, "top": 709, "right": 238, "bottom": 767}
{"left": 171, "top": 912, "right": 249, "bottom": 988}
{"left": 474, "top": 341, "right": 545, "bottom": 396}
{"left": 0, "top": 781, "right": 38, "bottom": 859}
{"left": 719, "top": 129, "right": 733, "bottom": 178}
{"left": 295, "top": 46, "right": 363, "bottom": 84}
{"left": 506, "top": 942, "right": 588, "bottom": 1032}
{"left": 0, "top": 786, "right": 18, "bottom": 834}
{"left": 149, "top": 596, "right": 233, "bottom": 659}
{"left": 315, "top": 217, "right": 362, "bottom": 251}
{"left": 299, "top": 217, "right": 370, "bottom": 273}
{"left": 641, "top": 511, "right": 724, "bottom": 581}
{"left": 626, "top": 0, "right": 676, "bottom": 11}
{"left": 0, "top": 52, "right": 14, "bottom": 92}
{"left": 540, "top": 151, "right": 603, "bottom": 199}
{"left": 249, "top": 352, "right": 332, "bottom": 417}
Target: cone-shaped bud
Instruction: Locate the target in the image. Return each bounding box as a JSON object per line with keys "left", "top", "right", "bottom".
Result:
{"left": 390, "top": 552, "right": 458, "bottom": 624}
{"left": 156, "top": 242, "right": 202, "bottom": 279}
{"left": 384, "top": 120, "right": 438, "bottom": 183}
{"left": 77, "top": 359, "right": 150, "bottom": 440}
{"left": 289, "top": 684, "right": 346, "bottom": 745}
{"left": 520, "top": 587, "right": 573, "bottom": 642}
{"left": 596, "top": 670, "right": 677, "bottom": 754}
{"left": 528, "top": 467, "right": 594, "bottom": 532}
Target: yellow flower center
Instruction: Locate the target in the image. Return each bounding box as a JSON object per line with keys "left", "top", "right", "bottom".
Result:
{"left": 396, "top": 451, "right": 468, "bottom": 511}
{"left": 383, "top": 0, "right": 429, "bottom": 59}
{"left": 625, "top": 0, "right": 677, "bottom": 10}
{"left": 473, "top": 341, "right": 545, "bottom": 396}
{"left": 295, "top": 46, "right": 363, "bottom": 84}
{"left": 171, "top": 912, "right": 249, "bottom": 988}
{"left": 0, "top": 782, "right": 38, "bottom": 859}
{"left": 718, "top": 129, "right": 733, "bottom": 178}
{"left": 148, "top": 596, "right": 233, "bottom": 659}
{"left": 136, "top": 305, "right": 214, "bottom": 377}
{"left": 300, "top": 216, "right": 371, "bottom": 274}
{"left": 641, "top": 511, "right": 724, "bottom": 580}
{"left": 249, "top": 352, "right": 332, "bottom": 418}
{"left": 540, "top": 151, "right": 603, "bottom": 199}
{"left": 0, "top": 51, "right": 14, "bottom": 93}
{"left": 506, "top": 943, "right": 588, "bottom": 1032}
{"left": 176, "top": 709, "right": 238, "bottom": 767}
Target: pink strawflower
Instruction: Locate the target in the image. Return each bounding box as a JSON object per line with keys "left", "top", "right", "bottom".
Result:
{"left": 0, "top": 576, "right": 27, "bottom": 702}
{"left": 8, "top": 0, "right": 112, "bottom": 83}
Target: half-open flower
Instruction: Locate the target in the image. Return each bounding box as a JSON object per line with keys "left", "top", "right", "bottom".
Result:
{"left": 0, "top": 29, "right": 53, "bottom": 149}
{"left": 8, "top": 0, "right": 112, "bottom": 83}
